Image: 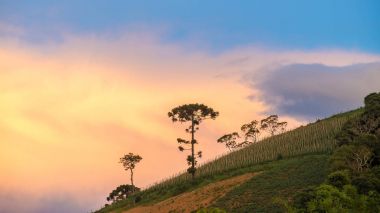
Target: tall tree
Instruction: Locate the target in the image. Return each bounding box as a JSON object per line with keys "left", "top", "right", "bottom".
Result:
{"left": 217, "top": 132, "right": 240, "bottom": 151}
{"left": 168, "top": 103, "right": 219, "bottom": 180}
{"left": 119, "top": 153, "right": 142, "bottom": 190}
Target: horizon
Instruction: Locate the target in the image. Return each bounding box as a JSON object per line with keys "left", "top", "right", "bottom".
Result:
{"left": 1, "top": 1, "right": 380, "bottom": 212}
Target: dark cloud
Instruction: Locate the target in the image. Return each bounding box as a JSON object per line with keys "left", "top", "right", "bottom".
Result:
{"left": 252, "top": 62, "right": 380, "bottom": 120}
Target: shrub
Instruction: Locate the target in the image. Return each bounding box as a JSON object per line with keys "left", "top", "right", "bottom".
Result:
{"left": 292, "top": 187, "right": 315, "bottom": 210}
{"left": 327, "top": 170, "right": 350, "bottom": 189}
{"left": 352, "top": 173, "right": 380, "bottom": 194}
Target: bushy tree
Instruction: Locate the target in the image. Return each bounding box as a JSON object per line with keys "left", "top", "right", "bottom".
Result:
{"left": 106, "top": 184, "right": 140, "bottom": 203}
{"left": 327, "top": 170, "right": 351, "bottom": 189}
{"left": 168, "top": 103, "right": 219, "bottom": 180}
{"left": 119, "top": 153, "right": 142, "bottom": 189}
{"left": 352, "top": 172, "right": 380, "bottom": 194}
{"left": 304, "top": 184, "right": 365, "bottom": 212}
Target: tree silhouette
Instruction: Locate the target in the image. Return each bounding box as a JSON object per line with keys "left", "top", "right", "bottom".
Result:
{"left": 119, "top": 153, "right": 142, "bottom": 190}
{"left": 241, "top": 120, "right": 261, "bottom": 144}
{"left": 260, "top": 115, "right": 288, "bottom": 136}
{"left": 168, "top": 103, "right": 219, "bottom": 180}
{"left": 106, "top": 184, "right": 140, "bottom": 203}
{"left": 217, "top": 132, "right": 240, "bottom": 151}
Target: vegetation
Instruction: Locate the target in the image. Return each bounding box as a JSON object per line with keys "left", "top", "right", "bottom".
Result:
{"left": 96, "top": 93, "right": 380, "bottom": 213}
{"left": 168, "top": 103, "right": 219, "bottom": 180}
{"left": 119, "top": 153, "right": 142, "bottom": 189}
{"left": 106, "top": 185, "right": 140, "bottom": 203}
{"left": 96, "top": 108, "right": 361, "bottom": 212}
{"left": 241, "top": 119, "right": 261, "bottom": 144}
{"left": 213, "top": 154, "right": 330, "bottom": 212}
{"left": 284, "top": 92, "right": 380, "bottom": 212}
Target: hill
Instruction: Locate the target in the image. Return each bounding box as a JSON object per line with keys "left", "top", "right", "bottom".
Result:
{"left": 95, "top": 109, "right": 362, "bottom": 213}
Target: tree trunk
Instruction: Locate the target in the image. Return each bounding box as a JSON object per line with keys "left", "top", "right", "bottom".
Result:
{"left": 130, "top": 168, "right": 134, "bottom": 190}
{"left": 191, "top": 118, "right": 195, "bottom": 180}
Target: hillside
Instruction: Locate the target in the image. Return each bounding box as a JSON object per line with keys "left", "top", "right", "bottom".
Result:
{"left": 96, "top": 109, "right": 362, "bottom": 213}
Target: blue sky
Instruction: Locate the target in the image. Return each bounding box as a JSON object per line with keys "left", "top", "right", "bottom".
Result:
{"left": 1, "top": 0, "right": 379, "bottom": 52}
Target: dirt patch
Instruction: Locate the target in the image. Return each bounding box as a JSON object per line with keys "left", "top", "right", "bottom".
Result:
{"left": 123, "top": 172, "right": 258, "bottom": 213}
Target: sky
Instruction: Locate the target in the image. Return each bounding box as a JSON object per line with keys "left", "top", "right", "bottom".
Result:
{"left": 0, "top": 1, "right": 379, "bottom": 212}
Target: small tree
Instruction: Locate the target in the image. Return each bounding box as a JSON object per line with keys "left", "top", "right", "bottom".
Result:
{"left": 168, "top": 103, "right": 219, "bottom": 180}
{"left": 217, "top": 132, "right": 240, "bottom": 151}
{"left": 241, "top": 120, "right": 260, "bottom": 144}
{"left": 119, "top": 153, "right": 142, "bottom": 190}
{"left": 260, "top": 115, "right": 288, "bottom": 136}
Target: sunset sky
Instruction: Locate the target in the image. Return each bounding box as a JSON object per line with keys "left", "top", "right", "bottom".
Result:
{"left": 1, "top": 1, "right": 380, "bottom": 212}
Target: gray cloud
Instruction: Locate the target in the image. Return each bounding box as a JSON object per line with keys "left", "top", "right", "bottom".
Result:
{"left": 251, "top": 62, "right": 380, "bottom": 120}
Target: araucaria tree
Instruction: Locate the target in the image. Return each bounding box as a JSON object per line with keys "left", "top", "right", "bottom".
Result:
{"left": 119, "top": 153, "right": 142, "bottom": 190}
{"left": 168, "top": 103, "right": 219, "bottom": 180}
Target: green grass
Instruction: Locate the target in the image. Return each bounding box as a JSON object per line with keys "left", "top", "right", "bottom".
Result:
{"left": 96, "top": 109, "right": 363, "bottom": 213}
{"left": 213, "top": 154, "right": 330, "bottom": 212}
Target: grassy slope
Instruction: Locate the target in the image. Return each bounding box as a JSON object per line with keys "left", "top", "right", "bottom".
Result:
{"left": 96, "top": 109, "right": 362, "bottom": 213}
{"left": 213, "top": 154, "right": 329, "bottom": 212}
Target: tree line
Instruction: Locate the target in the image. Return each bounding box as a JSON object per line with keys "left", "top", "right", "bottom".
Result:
{"left": 217, "top": 114, "right": 287, "bottom": 151}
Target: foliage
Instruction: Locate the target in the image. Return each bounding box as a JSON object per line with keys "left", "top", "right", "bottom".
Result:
{"left": 292, "top": 187, "right": 316, "bottom": 211}
{"left": 106, "top": 184, "right": 140, "bottom": 203}
{"left": 326, "top": 170, "right": 350, "bottom": 189}
{"left": 289, "top": 92, "right": 380, "bottom": 212}
{"left": 306, "top": 184, "right": 361, "bottom": 212}
{"left": 352, "top": 172, "right": 380, "bottom": 194}
{"left": 168, "top": 103, "right": 219, "bottom": 179}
